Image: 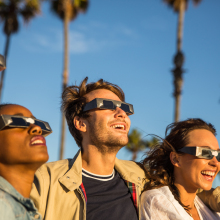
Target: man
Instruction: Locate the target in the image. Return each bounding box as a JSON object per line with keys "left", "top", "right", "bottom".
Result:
{"left": 0, "top": 104, "right": 52, "bottom": 220}
{"left": 31, "top": 77, "right": 220, "bottom": 220}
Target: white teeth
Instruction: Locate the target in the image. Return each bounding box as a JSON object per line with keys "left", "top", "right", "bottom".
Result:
{"left": 201, "top": 171, "right": 215, "bottom": 176}
{"left": 32, "top": 140, "right": 43, "bottom": 144}
{"left": 111, "top": 124, "right": 125, "bottom": 129}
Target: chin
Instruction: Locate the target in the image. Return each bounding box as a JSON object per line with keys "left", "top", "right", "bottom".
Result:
{"left": 34, "top": 153, "right": 49, "bottom": 164}
{"left": 199, "top": 183, "right": 213, "bottom": 191}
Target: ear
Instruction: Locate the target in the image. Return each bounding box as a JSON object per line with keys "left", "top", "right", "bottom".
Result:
{"left": 74, "top": 116, "right": 87, "bottom": 132}
{"left": 170, "top": 152, "right": 181, "bottom": 168}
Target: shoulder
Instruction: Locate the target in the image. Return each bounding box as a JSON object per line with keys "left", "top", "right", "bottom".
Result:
{"left": 31, "top": 159, "right": 72, "bottom": 200}
{"left": 197, "top": 187, "right": 220, "bottom": 212}
{"left": 141, "top": 186, "right": 183, "bottom": 211}
{"left": 141, "top": 186, "right": 173, "bottom": 204}
{"left": 195, "top": 195, "right": 220, "bottom": 218}
{"left": 35, "top": 150, "right": 81, "bottom": 180}
{"left": 0, "top": 190, "right": 20, "bottom": 220}
{"left": 115, "top": 158, "right": 144, "bottom": 176}
{"left": 36, "top": 159, "right": 71, "bottom": 178}
{"left": 140, "top": 186, "right": 190, "bottom": 220}
{"left": 115, "top": 158, "right": 146, "bottom": 188}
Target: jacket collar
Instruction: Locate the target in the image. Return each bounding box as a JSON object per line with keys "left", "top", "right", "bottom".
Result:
{"left": 115, "top": 157, "right": 145, "bottom": 189}
{"left": 58, "top": 150, "right": 145, "bottom": 192}
{"left": 58, "top": 150, "right": 82, "bottom": 191}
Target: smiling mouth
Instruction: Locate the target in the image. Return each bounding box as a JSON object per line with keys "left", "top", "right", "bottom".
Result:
{"left": 110, "top": 124, "right": 125, "bottom": 130}
{"left": 30, "top": 136, "right": 46, "bottom": 146}
{"left": 201, "top": 170, "right": 216, "bottom": 181}
{"left": 32, "top": 140, "right": 44, "bottom": 145}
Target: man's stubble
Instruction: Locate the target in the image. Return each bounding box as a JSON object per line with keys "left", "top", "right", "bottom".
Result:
{"left": 87, "top": 118, "right": 129, "bottom": 154}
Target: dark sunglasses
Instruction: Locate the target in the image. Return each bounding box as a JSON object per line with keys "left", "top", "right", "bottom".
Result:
{"left": 0, "top": 115, "right": 52, "bottom": 137}
{"left": 179, "top": 146, "right": 220, "bottom": 162}
{"left": 82, "top": 98, "right": 134, "bottom": 115}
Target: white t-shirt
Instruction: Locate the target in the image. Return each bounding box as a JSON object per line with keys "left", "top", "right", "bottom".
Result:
{"left": 140, "top": 186, "right": 220, "bottom": 220}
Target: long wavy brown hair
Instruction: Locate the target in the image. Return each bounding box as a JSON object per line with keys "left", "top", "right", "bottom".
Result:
{"left": 139, "top": 118, "right": 216, "bottom": 210}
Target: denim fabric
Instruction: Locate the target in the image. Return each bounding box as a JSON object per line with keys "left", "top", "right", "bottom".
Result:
{"left": 0, "top": 176, "right": 42, "bottom": 220}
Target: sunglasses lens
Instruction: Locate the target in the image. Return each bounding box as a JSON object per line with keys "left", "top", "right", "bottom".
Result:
{"left": 35, "top": 120, "right": 48, "bottom": 131}
{"left": 11, "top": 117, "right": 29, "bottom": 126}
{"left": 202, "top": 149, "right": 213, "bottom": 159}
{"left": 216, "top": 153, "right": 220, "bottom": 162}
{"left": 103, "top": 100, "right": 115, "bottom": 109}
{"left": 120, "top": 103, "right": 131, "bottom": 114}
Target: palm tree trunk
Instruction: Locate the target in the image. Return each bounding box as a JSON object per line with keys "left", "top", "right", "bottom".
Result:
{"left": 132, "top": 151, "right": 137, "bottom": 161}
{"left": 59, "top": 0, "right": 69, "bottom": 160}
{"left": 0, "top": 34, "right": 11, "bottom": 103}
{"left": 174, "top": 0, "right": 185, "bottom": 122}
{"left": 176, "top": 0, "right": 185, "bottom": 52}
{"left": 174, "top": 91, "right": 181, "bottom": 122}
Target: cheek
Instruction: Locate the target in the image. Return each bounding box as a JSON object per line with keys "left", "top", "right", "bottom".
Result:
{"left": 180, "top": 156, "right": 205, "bottom": 174}
{"left": 0, "top": 132, "right": 28, "bottom": 150}
{"left": 127, "top": 117, "right": 131, "bottom": 129}
{"left": 216, "top": 163, "right": 220, "bottom": 174}
{"left": 184, "top": 159, "right": 207, "bottom": 179}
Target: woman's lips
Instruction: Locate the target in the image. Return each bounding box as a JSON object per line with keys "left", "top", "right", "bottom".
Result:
{"left": 201, "top": 170, "right": 216, "bottom": 182}
{"left": 202, "top": 174, "right": 213, "bottom": 182}
{"left": 30, "top": 135, "right": 46, "bottom": 146}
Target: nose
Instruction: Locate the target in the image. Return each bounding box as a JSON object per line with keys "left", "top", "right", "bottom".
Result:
{"left": 29, "top": 124, "right": 42, "bottom": 135}
{"left": 114, "top": 107, "right": 128, "bottom": 118}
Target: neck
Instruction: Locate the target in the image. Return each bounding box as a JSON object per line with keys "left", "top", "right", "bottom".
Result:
{"left": 81, "top": 144, "right": 118, "bottom": 175}
{"left": 0, "top": 164, "right": 37, "bottom": 198}
{"left": 174, "top": 182, "right": 197, "bottom": 209}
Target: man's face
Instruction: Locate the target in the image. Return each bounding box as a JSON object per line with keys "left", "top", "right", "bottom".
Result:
{"left": 82, "top": 89, "right": 131, "bottom": 153}
{"left": 0, "top": 105, "right": 49, "bottom": 168}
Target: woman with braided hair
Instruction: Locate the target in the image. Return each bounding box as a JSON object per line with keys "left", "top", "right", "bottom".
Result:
{"left": 140, "top": 118, "right": 220, "bottom": 220}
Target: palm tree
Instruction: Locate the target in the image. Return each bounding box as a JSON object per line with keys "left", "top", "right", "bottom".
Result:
{"left": 50, "top": 0, "right": 89, "bottom": 160}
{"left": 126, "top": 128, "right": 158, "bottom": 161}
{"left": 164, "top": 0, "right": 201, "bottom": 122}
{"left": 0, "top": 54, "right": 6, "bottom": 71}
{"left": 0, "top": 0, "right": 41, "bottom": 102}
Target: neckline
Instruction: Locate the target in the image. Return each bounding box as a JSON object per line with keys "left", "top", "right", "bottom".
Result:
{"left": 82, "top": 168, "right": 115, "bottom": 181}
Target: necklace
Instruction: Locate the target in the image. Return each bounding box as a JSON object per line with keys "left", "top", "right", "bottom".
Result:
{"left": 187, "top": 211, "right": 192, "bottom": 217}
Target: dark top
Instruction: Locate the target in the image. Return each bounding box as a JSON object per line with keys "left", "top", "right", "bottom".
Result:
{"left": 82, "top": 169, "right": 138, "bottom": 220}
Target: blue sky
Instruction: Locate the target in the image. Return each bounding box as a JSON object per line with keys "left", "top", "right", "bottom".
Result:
{"left": 1, "top": 0, "right": 220, "bottom": 186}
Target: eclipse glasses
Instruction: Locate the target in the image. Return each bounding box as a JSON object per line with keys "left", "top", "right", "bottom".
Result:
{"left": 0, "top": 115, "right": 52, "bottom": 137}
{"left": 179, "top": 146, "right": 220, "bottom": 162}
{"left": 83, "top": 98, "right": 134, "bottom": 115}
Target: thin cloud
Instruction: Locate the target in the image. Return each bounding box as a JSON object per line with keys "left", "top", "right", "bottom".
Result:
{"left": 22, "top": 21, "right": 139, "bottom": 54}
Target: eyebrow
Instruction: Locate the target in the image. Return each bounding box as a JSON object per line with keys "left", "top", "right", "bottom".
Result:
{"left": 13, "top": 113, "right": 36, "bottom": 119}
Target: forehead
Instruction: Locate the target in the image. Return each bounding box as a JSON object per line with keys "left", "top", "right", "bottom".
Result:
{"left": 0, "top": 105, "right": 33, "bottom": 118}
{"left": 85, "top": 89, "right": 121, "bottom": 102}
{"left": 187, "top": 129, "right": 219, "bottom": 150}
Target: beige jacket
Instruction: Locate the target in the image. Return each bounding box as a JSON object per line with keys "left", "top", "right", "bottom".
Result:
{"left": 30, "top": 150, "right": 146, "bottom": 220}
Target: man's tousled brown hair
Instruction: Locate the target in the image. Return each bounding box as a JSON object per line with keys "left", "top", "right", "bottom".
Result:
{"left": 139, "top": 118, "right": 216, "bottom": 211}
{"left": 61, "top": 77, "right": 125, "bottom": 148}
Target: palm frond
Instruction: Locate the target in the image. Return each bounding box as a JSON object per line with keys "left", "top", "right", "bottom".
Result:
{"left": 50, "top": 0, "right": 88, "bottom": 21}
{"left": 20, "top": 0, "right": 41, "bottom": 22}
{"left": 126, "top": 129, "right": 158, "bottom": 161}
{"left": 0, "top": 0, "right": 41, "bottom": 34}
{"left": 163, "top": 0, "right": 202, "bottom": 12}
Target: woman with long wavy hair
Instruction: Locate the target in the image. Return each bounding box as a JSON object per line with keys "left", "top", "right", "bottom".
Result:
{"left": 140, "top": 118, "right": 220, "bottom": 220}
